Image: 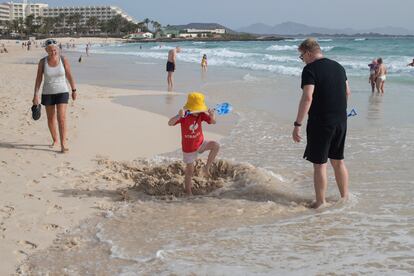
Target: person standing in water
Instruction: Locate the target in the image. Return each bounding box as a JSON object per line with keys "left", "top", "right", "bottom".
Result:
{"left": 368, "top": 59, "right": 378, "bottom": 93}
{"left": 166, "top": 46, "right": 181, "bottom": 90}
{"left": 293, "top": 38, "right": 350, "bottom": 209}
{"left": 375, "top": 58, "right": 387, "bottom": 94}
{"left": 201, "top": 54, "right": 208, "bottom": 71}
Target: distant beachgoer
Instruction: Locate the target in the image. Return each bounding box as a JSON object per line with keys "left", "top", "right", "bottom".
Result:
{"left": 166, "top": 46, "right": 181, "bottom": 89}
{"left": 201, "top": 54, "right": 208, "bottom": 71}
{"left": 293, "top": 38, "right": 350, "bottom": 209}
{"left": 32, "top": 39, "right": 77, "bottom": 153}
{"left": 59, "top": 43, "right": 62, "bottom": 50}
{"left": 78, "top": 55, "right": 82, "bottom": 63}
{"left": 375, "top": 58, "right": 387, "bottom": 94}
{"left": 3, "top": 47, "right": 8, "bottom": 53}
{"left": 368, "top": 59, "right": 378, "bottom": 93}
{"left": 407, "top": 58, "right": 414, "bottom": 67}
{"left": 27, "top": 41, "right": 31, "bottom": 51}
{"left": 168, "top": 92, "right": 219, "bottom": 196}
{"left": 86, "top": 44, "right": 90, "bottom": 56}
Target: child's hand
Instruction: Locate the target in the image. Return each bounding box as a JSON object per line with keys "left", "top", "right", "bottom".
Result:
{"left": 178, "top": 109, "right": 185, "bottom": 118}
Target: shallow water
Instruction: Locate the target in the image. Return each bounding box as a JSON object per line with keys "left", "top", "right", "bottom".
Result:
{"left": 21, "top": 39, "right": 414, "bottom": 275}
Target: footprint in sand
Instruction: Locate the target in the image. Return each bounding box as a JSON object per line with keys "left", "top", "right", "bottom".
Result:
{"left": 18, "top": 240, "right": 38, "bottom": 250}
{"left": 0, "top": 205, "right": 15, "bottom": 219}
{"left": 1, "top": 222, "right": 6, "bottom": 239}
{"left": 44, "top": 223, "right": 60, "bottom": 231}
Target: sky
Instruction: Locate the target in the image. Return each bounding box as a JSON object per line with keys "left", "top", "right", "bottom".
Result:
{"left": 34, "top": 0, "right": 414, "bottom": 30}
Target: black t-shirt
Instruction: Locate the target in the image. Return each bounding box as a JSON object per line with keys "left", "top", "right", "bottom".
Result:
{"left": 301, "top": 58, "right": 348, "bottom": 125}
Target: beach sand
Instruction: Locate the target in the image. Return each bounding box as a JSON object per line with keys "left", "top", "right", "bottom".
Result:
{"left": 0, "top": 40, "right": 222, "bottom": 275}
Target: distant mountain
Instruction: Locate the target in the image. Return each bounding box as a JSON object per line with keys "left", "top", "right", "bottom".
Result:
{"left": 237, "top": 21, "right": 414, "bottom": 36}
{"left": 167, "top": 23, "right": 236, "bottom": 34}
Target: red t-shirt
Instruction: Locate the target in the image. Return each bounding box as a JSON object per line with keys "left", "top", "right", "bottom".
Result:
{"left": 175, "top": 113, "right": 212, "bottom": 153}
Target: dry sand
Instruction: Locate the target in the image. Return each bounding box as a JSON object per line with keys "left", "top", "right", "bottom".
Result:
{"left": 0, "top": 39, "right": 222, "bottom": 275}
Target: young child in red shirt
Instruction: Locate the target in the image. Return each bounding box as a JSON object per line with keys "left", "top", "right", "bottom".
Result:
{"left": 168, "top": 92, "right": 220, "bottom": 196}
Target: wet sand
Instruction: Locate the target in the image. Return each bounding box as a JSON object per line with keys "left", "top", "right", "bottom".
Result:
{"left": 0, "top": 40, "right": 221, "bottom": 275}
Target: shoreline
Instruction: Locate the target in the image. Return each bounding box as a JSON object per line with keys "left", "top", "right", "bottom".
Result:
{"left": 0, "top": 41, "right": 223, "bottom": 275}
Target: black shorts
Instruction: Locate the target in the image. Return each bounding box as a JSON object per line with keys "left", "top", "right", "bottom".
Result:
{"left": 166, "top": 61, "right": 175, "bottom": 72}
{"left": 304, "top": 120, "right": 347, "bottom": 164}
{"left": 41, "top": 92, "right": 69, "bottom": 106}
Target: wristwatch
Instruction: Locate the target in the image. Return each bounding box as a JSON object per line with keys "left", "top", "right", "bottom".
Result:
{"left": 72, "top": 88, "right": 77, "bottom": 92}
{"left": 294, "top": 121, "right": 302, "bottom": 127}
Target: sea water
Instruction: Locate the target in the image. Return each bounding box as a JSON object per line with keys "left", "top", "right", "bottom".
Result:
{"left": 21, "top": 38, "right": 414, "bottom": 275}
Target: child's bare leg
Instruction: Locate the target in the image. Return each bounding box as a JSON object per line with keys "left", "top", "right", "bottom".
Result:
{"left": 201, "top": 141, "right": 220, "bottom": 176}
{"left": 184, "top": 163, "right": 194, "bottom": 196}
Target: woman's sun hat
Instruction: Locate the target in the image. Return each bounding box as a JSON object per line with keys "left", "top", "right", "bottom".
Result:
{"left": 184, "top": 92, "right": 208, "bottom": 113}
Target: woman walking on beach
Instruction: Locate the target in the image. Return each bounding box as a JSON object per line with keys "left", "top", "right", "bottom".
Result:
{"left": 32, "top": 39, "right": 77, "bottom": 153}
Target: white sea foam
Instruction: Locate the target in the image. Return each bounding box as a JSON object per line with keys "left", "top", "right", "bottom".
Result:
{"left": 354, "top": 38, "right": 366, "bottom": 41}
{"left": 318, "top": 39, "right": 333, "bottom": 42}
{"left": 266, "top": 45, "right": 298, "bottom": 51}
{"left": 243, "top": 73, "right": 260, "bottom": 82}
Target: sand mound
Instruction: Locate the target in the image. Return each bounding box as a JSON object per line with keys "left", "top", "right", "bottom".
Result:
{"left": 97, "top": 159, "right": 264, "bottom": 197}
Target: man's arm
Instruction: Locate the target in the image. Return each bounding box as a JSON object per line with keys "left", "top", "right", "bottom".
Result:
{"left": 295, "top": 85, "right": 314, "bottom": 125}
{"left": 346, "top": 80, "right": 351, "bottom": 101}
{"left": 292, "top": 84, "right": 314, "bottom": 142}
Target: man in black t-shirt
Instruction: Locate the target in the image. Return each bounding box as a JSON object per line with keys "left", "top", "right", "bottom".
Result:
{"left": 292, "top": 38, "right": 350, "bottom": 209}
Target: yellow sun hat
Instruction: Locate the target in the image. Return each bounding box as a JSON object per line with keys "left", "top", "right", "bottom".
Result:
{"left": 183, "top": 92, "right": 208, "bottom": 113}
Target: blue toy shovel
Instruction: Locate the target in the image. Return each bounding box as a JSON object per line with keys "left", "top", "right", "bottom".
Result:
{"left": 348, "top": 108, "right": 357, "bottom": 117}
{"left": 184, "top": 102, "right": 233, "bottom": 117}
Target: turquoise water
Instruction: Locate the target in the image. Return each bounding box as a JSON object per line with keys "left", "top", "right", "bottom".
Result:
{"left": 90, "top": 37, "right": 414, "bottom": 81}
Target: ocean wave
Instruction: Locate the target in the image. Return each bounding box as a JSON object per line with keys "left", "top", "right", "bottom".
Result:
{"left": 266, "top": 45, "right": 298, "bottom": 51}
{"left": 150, "top": 45, "right": 175, "bottom": 50}
{"left": 263, "top": 54, "right": 299, "bottom": 62}
{"left": 318, "top": 39, "right": 333, "bottom": 42}
{"left": 321, "top": 46, "right": 334, "bottom": 51}
{"left": 354, "top": 38, "right": 366, "bottom": 41}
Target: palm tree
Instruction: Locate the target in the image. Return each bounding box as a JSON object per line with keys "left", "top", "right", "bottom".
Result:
{"left": 137, "top": 22, "right": 146, "bottom": 32}
{"left": 152, "top": 21, "right": 162, "bottom": 33}
{"left": 72, "top": 13, "right": 82, "bottom": 34}
{"left": 87, "top": 16, "right": 99, "bottom": 35}
{"left": 57, "top": 13, "right": 66, "bottom": 35}
{"left": 144, "top": 18, "right": 150, "bottom": 30}
{"left": 107, "top": 14, "right": 124, "bottom": 35}
{"left": 24, "top": 14, "right": 35, "bottom": 35}
{"left": 41, "top": 17, "right": 56, "bottom": 35}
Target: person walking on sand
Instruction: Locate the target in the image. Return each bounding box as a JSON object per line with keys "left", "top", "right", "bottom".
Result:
{"left": 375, "top": 58, "right": 387, "bottom": 94}
{"left": 368, "top": 59, "right": 378, "bottom": 93}
{"left": 292, "top": 38, "right": 350, "bottom": 209}
{"left": 32, "top": 39, "right": 77, "bottom": 153}
{"left": 166, "top": 46, "right": 181, "bottom": 90}
{"left": 168, "top": 92, "right": 220, "bottom": 196}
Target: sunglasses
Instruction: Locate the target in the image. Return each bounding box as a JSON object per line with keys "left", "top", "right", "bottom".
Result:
{"left": 45, "top": 39, "right": 57, "bottom": 46}
{"left": 299, "top": 53, "right": 305, "bottom": 61}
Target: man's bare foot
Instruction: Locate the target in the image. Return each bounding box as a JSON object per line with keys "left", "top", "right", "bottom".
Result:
{"left": 185, "top": 190, "right": 193, "bottom": 197}
{"left": 61, "top": 146, "right": 69, "bottom": 153}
